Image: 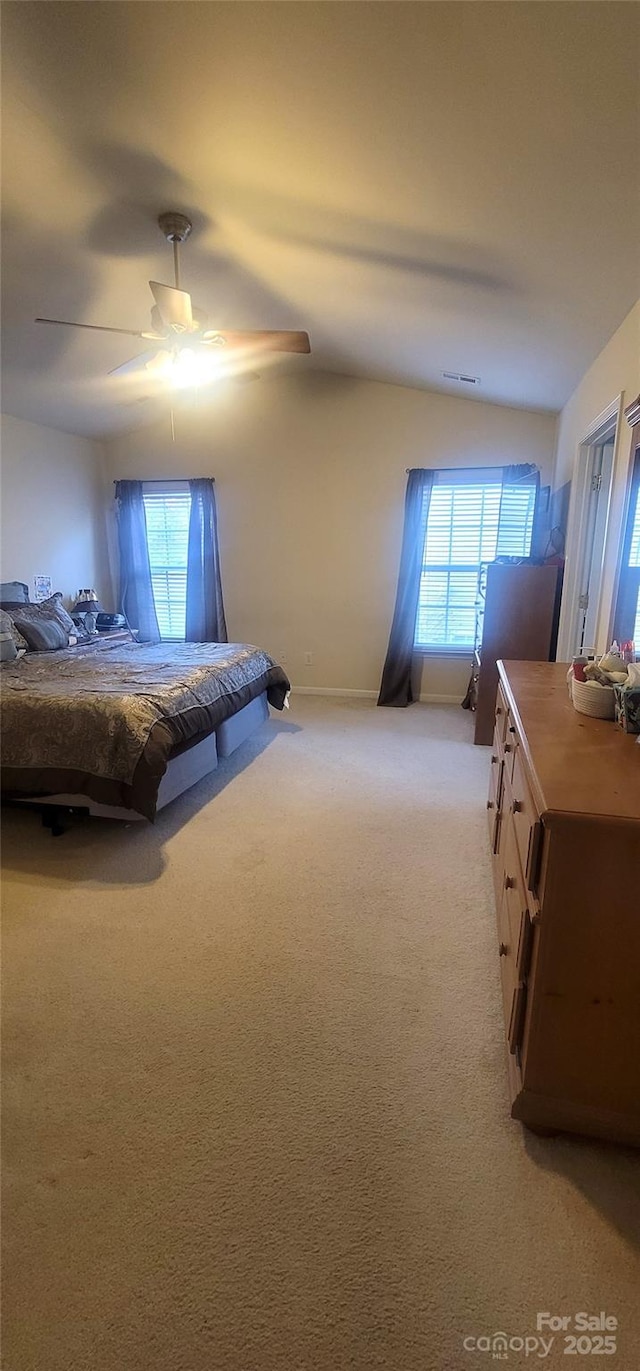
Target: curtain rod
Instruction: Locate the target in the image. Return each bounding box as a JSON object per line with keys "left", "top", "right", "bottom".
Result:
{"left": 404, "top": 465, "right": 483, "bottom": 474}
{"left": 403, "top": 463, "right": 536, "bottom": 474}
{"left": 402, "top": 463, "right": 539, "bottom": 479}
{"left": 113, "top": 478, "right": 215, "bottom": 484}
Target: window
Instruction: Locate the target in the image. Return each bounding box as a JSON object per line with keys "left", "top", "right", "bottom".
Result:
{"left": 142, "top": 487, "right": 191, "bottom": 639}
{"left": 415, "top": 471, "right": 537, "bottom": 650}
{"left": 632, "top": 488, "right": 640, "bottom": 643}
{"left": 612, "top": 450, "right": 640, "bottom": 648}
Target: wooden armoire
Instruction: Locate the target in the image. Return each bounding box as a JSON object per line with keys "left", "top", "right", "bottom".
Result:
{"left": 473, "top": 562, "right": 562, "bottom": 745}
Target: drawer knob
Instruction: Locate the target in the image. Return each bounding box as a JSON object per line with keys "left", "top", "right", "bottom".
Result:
{"left": 504, "top": 743, "right": 512, "bottom": 753}
{"left": 512, "top": 799, "right": 523, "bottom": 814}
{"left": 504, "top": 875, "right": 515, "bottom": 889}
{"left": 508, "top": 725, "right": 516, "bottom": 735}
{"left": 491, "top": 754, "right": 498, "bottom": 764}
{"left": 499, "top": 942, "right": 508, "bottom": 957}
{"left": 487, "top": 800, "right": 494, "bottom": 810}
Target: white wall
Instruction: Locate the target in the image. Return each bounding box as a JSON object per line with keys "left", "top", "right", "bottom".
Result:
{"left": 0, "top": 412, "right": 111, "bottom": 608}
{"left": 104, "top": 373, "right": 557, "bottom": 695}
{"left": 554, "top": 301, "right": 640, "bottom": 656}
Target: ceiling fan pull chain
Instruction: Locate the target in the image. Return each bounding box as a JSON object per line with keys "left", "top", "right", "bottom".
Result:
{"left": 173, "top": 239, "right": 181, "bottom": 292}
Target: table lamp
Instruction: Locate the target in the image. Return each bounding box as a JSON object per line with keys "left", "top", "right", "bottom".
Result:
{"left": 72, "top": 589, "right": 104, "bottom": 634}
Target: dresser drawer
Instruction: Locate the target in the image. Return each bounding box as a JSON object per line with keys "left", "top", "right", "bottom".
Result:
{"left": 496, "top": 884, "right": 518, "bottom": 1031}
{"left": 495, "top": 685, "right": 509, "bottom": 747}
{"left": 487, "top": 749, "right": 503, "bottom": 843}
{"left": 502, "top": 720, "right": 519, "bottom": 783}
{"left": 491, "top": 717, "right": 505, "bottom": 767}
{"left": 497, "top": 816, "right": 533, "bottom": 1053}
{"left": 491, "top": 808, "right": 507, "bottom": 907}
{"left": 497, "top": 905, "right": 527, "bottom": 1056}
{"left": 507, "top": 982, "right": 528, "bottom": 1056}
{"left": 510, "top": 747, "right": 543, "bottom": 897}
{"left": 501, "top": 818, "right": 528, "bottom": 954}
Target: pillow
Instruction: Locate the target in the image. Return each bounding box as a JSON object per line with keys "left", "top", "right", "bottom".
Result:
{"left": 0, "top": 607, "right": 28, "bottom": 651}
{"left": 0, "top": 580, "right": 29, "bottom": 604}
{"left": 10, "top": 610, "right": 69, "bottom": 653}
{"left": 6, "top": 602, "right": 59, "bottom": 625}
{"left": 40, "top": 591, "right": 76, "bottom": 634}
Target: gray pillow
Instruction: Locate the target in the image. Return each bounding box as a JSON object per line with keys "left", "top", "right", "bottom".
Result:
{"left": 40, "top": 591, "right": 76, "bottom": 634}
{"left": 0, "top": 581, "right": 29, "bottom": 604}
{"left": 0, "top": 607, "right": 28, "bottom": 651}
{"left": 10, "top": 611, "right": 69, "bottom": 652}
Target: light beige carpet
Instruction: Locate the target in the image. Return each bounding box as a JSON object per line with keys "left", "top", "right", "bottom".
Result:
{"left": 2, "top": 696, "right": 639, "bottom": 1371}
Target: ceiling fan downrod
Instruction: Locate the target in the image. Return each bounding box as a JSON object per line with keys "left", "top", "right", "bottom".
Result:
{"left": 157, "top": 212, "right": 192, "bottom": 292}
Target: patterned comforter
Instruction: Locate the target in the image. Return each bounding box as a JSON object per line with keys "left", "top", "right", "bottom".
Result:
{"left": 1, "top": 640, "right": 290, "bottom": 818}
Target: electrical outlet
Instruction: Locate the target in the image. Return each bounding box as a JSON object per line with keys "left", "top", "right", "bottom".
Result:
{"left": 304, "top": 651, "right": 313, "bottom": 665}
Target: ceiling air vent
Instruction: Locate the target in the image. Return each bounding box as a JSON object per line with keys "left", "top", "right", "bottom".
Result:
{"left": 443, "top": 371, "right": 481, "bottom": 385}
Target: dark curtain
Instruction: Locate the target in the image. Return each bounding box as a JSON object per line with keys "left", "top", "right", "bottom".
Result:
{"left": 378, "top": 468, "right": 434, "bottom": 707}
{"left": 185, "top": 478, "right": 228, "bottom": 643}
{"left": 115, "top": 480, "right": 160, "bottom": 643}
{"left": 496, "top": 463, "right": 540, "bottom": 555}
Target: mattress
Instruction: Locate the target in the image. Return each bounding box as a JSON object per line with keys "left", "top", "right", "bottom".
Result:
{"left": 1, "top": 639, "right": 289, "bottom": 819}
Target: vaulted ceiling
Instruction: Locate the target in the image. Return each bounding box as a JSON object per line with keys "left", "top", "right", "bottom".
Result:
{"left": 1, "top": 1, "right": 638, "bottom": 437}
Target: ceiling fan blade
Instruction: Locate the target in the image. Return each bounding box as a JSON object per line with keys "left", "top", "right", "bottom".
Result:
{"left": 149, "top": 306, "right": 170, "bottom": 340}
{"left": 109, "top": 349, "right": 162, "bottom": 378}
{"left": 35, "top": 317, "right": 151, "bottom": 338}
{"left": 149, "top": 282, "right": 193, "bottom": 333}
{"left": 202, "top": 329, "right": 311, "bottom": 354}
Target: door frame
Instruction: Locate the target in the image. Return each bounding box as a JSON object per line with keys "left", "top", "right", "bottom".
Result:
{"left": 556, "top": 395, "right": 622, "bottom": 662}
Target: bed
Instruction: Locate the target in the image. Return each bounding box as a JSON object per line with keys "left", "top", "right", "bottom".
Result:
{"left": 0, "top": 636, "right": 290, "bottom": 822}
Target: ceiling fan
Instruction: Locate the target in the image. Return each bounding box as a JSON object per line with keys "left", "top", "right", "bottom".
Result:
{"left": 35, "top": 211, "right": 311, "bottom": 387}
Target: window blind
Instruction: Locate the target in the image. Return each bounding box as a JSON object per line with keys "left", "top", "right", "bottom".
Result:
{"left": 629, "top": 485, "right": 640, "bottom": 569}
{"left": 612, "top": 453, "right": 640, "bottom": 647}
{"left": 142, "top": 490, "right": 191, "bottom": 640}
{"left": 628, "top": 481, "right": 640, "bottom": 643}
{"left": 415, "top": 477, "right": 537, "bottom": 650}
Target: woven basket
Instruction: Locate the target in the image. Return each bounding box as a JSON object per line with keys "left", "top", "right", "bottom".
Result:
{"left": 571, "top": 677, "right": 616, "bottom": 720}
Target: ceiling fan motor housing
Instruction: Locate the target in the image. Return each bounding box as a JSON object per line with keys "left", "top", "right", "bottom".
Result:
{"left": 158, "top": 212, "right": 192, "bottom": 244}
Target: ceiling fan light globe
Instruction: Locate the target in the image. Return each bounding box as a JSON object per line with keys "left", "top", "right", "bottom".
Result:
{"left": 170, "top": 347, "right": 222, "bottom": 390}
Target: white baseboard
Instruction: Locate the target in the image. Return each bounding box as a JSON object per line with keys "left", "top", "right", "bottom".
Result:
{"left": 290, "top": 686, "right": 377, "bottom": 698}
{"left": 290, "top": 685, "right": 461, "bottom": 704}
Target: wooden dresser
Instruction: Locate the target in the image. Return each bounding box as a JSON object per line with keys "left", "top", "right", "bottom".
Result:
{"left": 488, "top": 660, "right": 640, "bottom": 1145}
{"left": 474, "top": 563, "right": 561, "bottom": 745}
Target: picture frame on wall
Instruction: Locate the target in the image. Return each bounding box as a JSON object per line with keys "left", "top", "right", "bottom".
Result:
{"left": 33, "top": 575, "right": 52, "bottom": 602}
